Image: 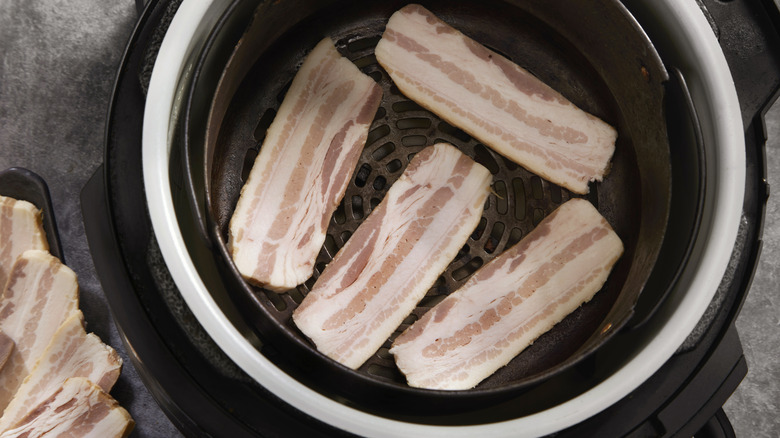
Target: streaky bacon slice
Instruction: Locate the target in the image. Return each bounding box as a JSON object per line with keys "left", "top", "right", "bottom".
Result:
{"left": 229, "top": 37, "right": 383, "bottom": 292}
{"left": 390, "top": 198, "right": 624, "bottom": 390}
{"left": 0, "top": 311, "right": 122, "bottom": 431}
{"left": 0, "top": 378, "right": 134, "bottom": 438}
{"left": 293, "top": 143, "right": 491, "bottom": 369}
{"left": 0, "top": 250, "right": 80, "bottom": 412}
{"left": 0, "top": 196, "right": 48, "bottom": 289}
{"left": 374, "top": 4, "right": 617, "bottom": 194}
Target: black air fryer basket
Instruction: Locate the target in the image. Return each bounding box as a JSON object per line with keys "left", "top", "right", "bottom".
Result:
{"left": 174, "top": 0, "right": 702, "bottom": 415}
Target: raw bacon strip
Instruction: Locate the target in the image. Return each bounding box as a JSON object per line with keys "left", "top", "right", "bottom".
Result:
{"left": 293, "top": 143, "right": 491, "bottom": 369}
{"left": 0, "top": 196, "right": 48, "bottom": 289}
{"left": 390, "top": 198, "right": 623, "bottom": 390}
{"left": 0, "top": 311, "right": 122, "bottom": 431}
{"left": 0, "top": 250, "right": 80, "bottom": 411}
{"left": 0, "top": 378, "right": 134, "bottom": 438}
{"left": 229, "top": 37, "right": 383, "bottom": 292}
{"left": 375, "top": 5, "right": 617, "bottom": 194}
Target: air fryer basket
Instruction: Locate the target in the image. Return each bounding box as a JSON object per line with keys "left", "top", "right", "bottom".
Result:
{"left": 179, "top": 0, "right": 678, "bottom": 414}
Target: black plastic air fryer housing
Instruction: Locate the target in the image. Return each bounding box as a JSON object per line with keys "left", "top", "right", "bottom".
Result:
{"left": 80, "top": 0, "right": 777, "bottom": 436}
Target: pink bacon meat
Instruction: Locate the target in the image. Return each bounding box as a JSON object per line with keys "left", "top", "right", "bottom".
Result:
{"left": 0, "top": 311, "right": 122, "bottom": 432}
{"left": 375, "top": 5, "right": 617, "bottom": 194}
{"left": 0, "top": 378, "right": 134, "bottom": 438}
{"left": 293, "top": 143, "right": 491, "bottom": 369}
{"left": 0, "top": 196, "right": 48, "bottom": 290}
{"left": 390, "top": 198, "right": 624, "bottom": 390}
{"left": 0, "top": 250, "right": 80, "bottom": 412}
{"left": 229, "top": 37, "right": 382, "bottom": 292}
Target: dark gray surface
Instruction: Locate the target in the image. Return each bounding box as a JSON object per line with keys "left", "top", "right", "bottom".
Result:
{"left": 722, "top": 102, "right": 780, "bottom": 437}
{"left": 0, "top": 0, "right": 777, "bottom": 437}
{"left": 0, "top": 0, "right": 181, "bottom": 436}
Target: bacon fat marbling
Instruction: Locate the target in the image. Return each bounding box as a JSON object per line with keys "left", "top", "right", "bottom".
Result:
{"left": 375, "top": 5, "right": 617, "bottom": 194}
{"left": 293, "top": 143, "right": 491, "bottom": 369}
{"left": 390, "top": 199, "right": 623, "bottom": 389}
{"left": 229, "top": 37, "right": 383, "bottom": 292}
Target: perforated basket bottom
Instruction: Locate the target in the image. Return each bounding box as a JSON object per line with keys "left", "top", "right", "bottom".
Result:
{"left": 208, "top": 28, "right": 617, "bottom": 387}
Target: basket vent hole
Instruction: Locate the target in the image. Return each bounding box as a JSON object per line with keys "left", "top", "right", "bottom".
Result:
{"left": 471, "top": 217, "right": 488, "bottom": 240}
{"left": 353, "top": 54, "right": 377, "bottom": 69}
{"left": 493, "top": 180, "right": 508, "bottom": 214}
{"left": 367, "top": 364, "right": 398, "bottom": 380}
{"left": 324, "top": 234, "right": 339, "bottom": 257}
{"left": 386, "top": 159, "right": 403, "bottom": 173}
{"left": 531, "top": 176, "right": 544, "bottom": 200}
{"left": 241, "top": 148, "right": 258, "bottom": 182}
{"left": 288, "top": 287, "right": 305, "bottom": 305}
{"left": 402, "top": 135, "right": 427, "bottom": 148}
{"left": 333, "top": 200, "right": 346, "bottom": 224}
{"left": 456, "top": 243, "right": 470, "bottom": 260}
{"left": 550, "top": 184, "right": 563, "bottom": 203}
{"left": 355, "top": 163, "right": 372, "bottom": 187}
{"left": 485, "top": 221, "right": 505, "bottom": 254}
{"left": 369, "top": 197, "right": 381, "bottom": 211}
{"left": 533, "top": 208, "right": 545, "bottom": 225}
{"left": 507, "top": 227, "right": 523, "bottom": 248}
{"left": 502, "top": 155, "right": 519, "bottom": 171}
{"left": 397, "top": 117, "right": 432, "bottom": 130}
{"left": 369, "top": 70, "right": 383, "bottom": 83}
{"left": 474, "top": 144, "right": 500, "bottom": 174}
{"left": 372, "top": 142, "right": 395, "bottom": 161}
{"left": 340, "top": 230, "right": 352, "bottom": 244}
{"left": 419, "top": 293, "right": 447, "bottom": 309}
{"left": 373, "top": 106, "right": 386, "bottom": 121}
{"left": 376, "top": 347, "right": 393, "bottom": 360}
{"left": 367, "top": 124, "right": 391, "bottom": 145}
{"left": 402, "top": 313, "right": 418, "bottom": 325}
{"left": 438, "top": 121, "right": 472, "bottom": 143}
{"left": 253, "top": 108, "right": 276, "bottom": 143}
{"left": 392, "top": 100, "right": 424, "bottom": 113}
{"left": 453, "top": 257, "right": 483, "bottom": 281}
{"left": 263, "top": 289, "right": 287, "bottom": 311}
{"left": 351, "top": 195, "right": 364, "bottom": 220}
{"left": 372, "top": 175, "right": 387, "bottom": 191}
{"left": 513, "top": 178, "right": 526, "bottom": 220}
{"left": 347, "top": 36, "right": 381, "bottom": 53}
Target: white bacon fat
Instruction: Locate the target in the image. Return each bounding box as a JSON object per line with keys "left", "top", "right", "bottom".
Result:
{"left": 229, "top": 37, "right": 383, "bottom": 292}
{"left": 0, "top": 378, "right": 134, "bottom": 438}
{"left": 293, "top": 143, "right": 491, "bottom": 369}
{"left": 375, "top": 5, "right": 617, "bottom": 194}
{"left": 0, "top": 250, "right": 80, "bottom": 412}
{"left": 0, "top": 196, "right": 48, "bottom": 290}
{"left": 0, "top": 312, "right": 122, "bottom": 431}
{"left": 390, "top": 198, "right": 624, "bottom": 390}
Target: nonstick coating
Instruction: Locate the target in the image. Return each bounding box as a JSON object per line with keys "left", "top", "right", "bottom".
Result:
{"left": 181, "top": 0, "right": 671, "bottom": 414}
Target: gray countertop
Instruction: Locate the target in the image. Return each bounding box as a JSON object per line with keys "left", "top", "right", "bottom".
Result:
{"left": 0, "top": 0, "right": 777, "bottom": 437}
